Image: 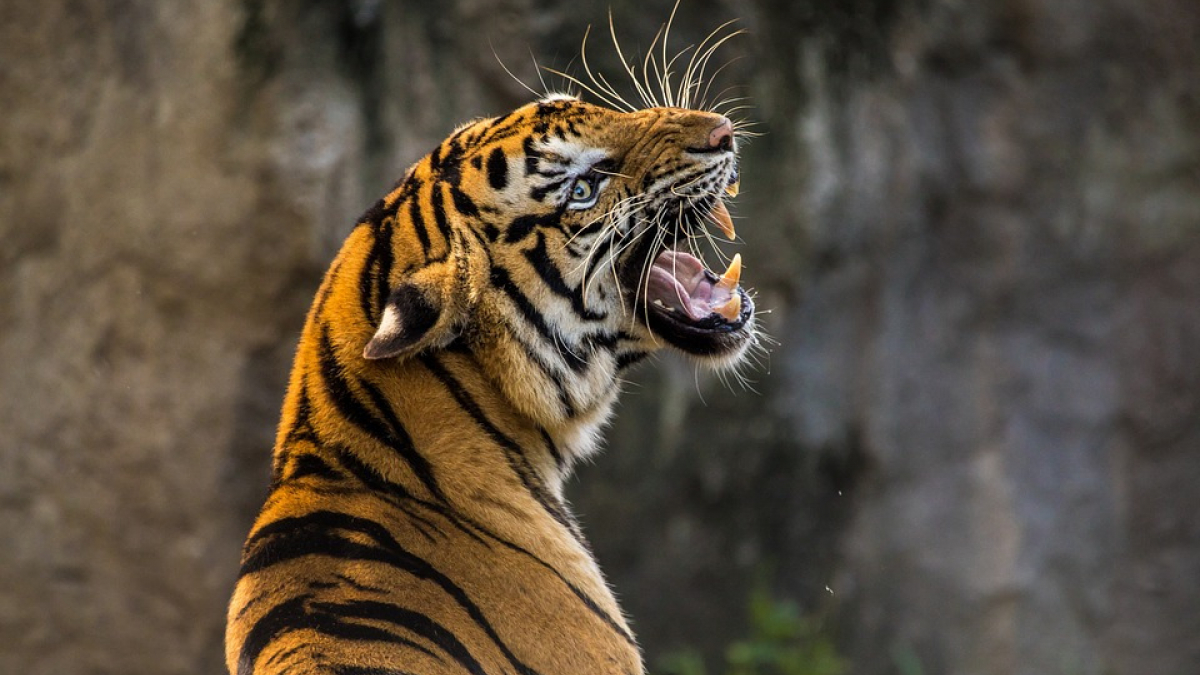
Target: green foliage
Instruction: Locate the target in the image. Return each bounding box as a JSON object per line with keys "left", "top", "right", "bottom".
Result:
{"left": 657, "top": 585, "right": 846, "bottom": 675}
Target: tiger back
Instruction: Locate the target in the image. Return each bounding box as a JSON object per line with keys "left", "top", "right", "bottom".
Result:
{"left": 226, "top": 95, "right": 757, "bottom": 675}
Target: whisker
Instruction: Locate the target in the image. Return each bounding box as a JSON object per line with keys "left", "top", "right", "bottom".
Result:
{"left": 679, "top": 20, "right": 740, "bottom": 108}
{"left": 576, "top": 193, "right": 658, "bottom": 307}
{"left": 608, "top": 207, "right": 660, "bottom": 319}
{"left": 571, "top": 192, "right": 651, "bottom": 271}
{"left": 594, "top": 167, "right": 635, "bottom": 179}
{"left": 529, "top": 47, "right": 552, "bottom": 97}
{"left": 705, "top": 89, "right": 751, "bottom": 116}
{"left": 697, "top": 55, "right": 747, "bottom": 110}
{"left": 687, "top": 25, "right": 744, "bottom": 109}
{"left": 730, "top": 117, "right": 763, "bottom": 132}
{"left": 665, "top": 45, "right": 695, "bottom": 108}
{"left": 568, "top": 192, "right": 652, "bottom": 258}
{"left": 642, "top": 25, "right": 666, "bottom": 108}
{"left": 636, "top": 220, "right": 670, "bottom": 341}
{"left": 542, "top": 66, "right": 626, "bottom": 111}
{"left": 692, "top": 33, "right": 746, "bottom": 108}
{"left": 579, "top": 25, "right": 635, "bottom": 112}
{"left": 660, "top": 0, "right": 681, "bottom": 107}
{"left": 714, "top": 101, "right": 755, "bottom": 118}
{"left": 608, "top": 9, "right": 657, "bottom": 110}
{"left": 490, "top": 39, "right": 541, "bottom": 99}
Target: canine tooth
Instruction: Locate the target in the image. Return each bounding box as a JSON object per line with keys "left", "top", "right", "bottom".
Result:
{"left": 714, "top": 293, "right": 742, "bottom": 321}
{"left": 711, "top": 200, "right": 735, "bottom": 239}
{"left": 717, "top": 253, "right": 742, "bottom": 291}
{"left": 725, "top": 180, "right": 740, "bottom": 197}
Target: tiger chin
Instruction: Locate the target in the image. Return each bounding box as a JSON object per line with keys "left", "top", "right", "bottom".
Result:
{"left": 226, "top": 93, "right": 757, "bottom": 675}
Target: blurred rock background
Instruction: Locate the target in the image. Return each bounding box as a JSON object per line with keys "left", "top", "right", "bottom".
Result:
{"left": 1, "top": 1, "right": 1197, "bottom": 674}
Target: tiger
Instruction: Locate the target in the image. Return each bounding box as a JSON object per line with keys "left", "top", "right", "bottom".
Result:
{"left": 225, "top": 81, "right": 757, "bottom": 675}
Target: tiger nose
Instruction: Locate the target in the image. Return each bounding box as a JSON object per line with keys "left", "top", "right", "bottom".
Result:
{"left": 708, "top": 118, "right": 734, "bottom": 151}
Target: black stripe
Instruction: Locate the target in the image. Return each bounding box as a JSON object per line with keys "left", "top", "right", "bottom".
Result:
{"left": 309, "top": 611, "right": 436, "bottom": 656}
{"left": 450, "top": 185, "right": 478, "bottom": 217}
{"left": 486, "top": 148, "right": 508, "bottom": 190}
{"left": 522, "top": 135, "right": 541, "bottom": 175}
{"left": 438, "top": 134, "right": 467, "bottom": 186}
{"left": 332, "top": 665, "right": 422, "bottom": 675}
{"left": 282, "top": 383, "right": 317, "bottom": 444}
{"left": 420, "top": 356, "right": 575, "bottom": 534}
{"left": 237, "top": 595, "right": 308, "bottom": 675}
{"left": 525, "top": 232, "right": 605, "bottom": 321}
{"left": 277, "top": 377, "right": 320, "bottom": 484}
{"left": 315, "top": 327, "right": 444, "bottom": 503}
{"left": 240, "top": 513, "right": 398, "bottom": 576}
{"left": 586, "top": 330, "right": 620, "bottom": 349}
{"left": 505, "top": 212, "right": 557, "bottom": 244}
{"left": 430, "top": 184, "right": 454, "bottom": 249}
{"left": 426, "top": 495, "right": 641, "bottom": 650}
{"left": 240, "top": 510, "right": 541, "bottom": 675}
{"left": 358, "top": 250, "right": 378, "bottom": 324}
{"left": 313, "top": 256, "right": 343, "bottom": 316}
{"left": 461, "top": 518, "right": 640, "bottom": 649}
{"left": 477, "top": 125, "right": 529, "bottom": 152}
{"left": 538, "top": 430, "right": 567, "bottom": 479}
{"left": 311, "top": 600, "right": 486, "bottom": 675}
{"left": 328, "top": 444, "right": 453, "bottom": 544}
{"left": 652, "top": 163, "right": 711, "bottom": 192}
{"left": 287, "top": 454, "right": 340, "bottom": 481}
{"left": 531, "top": 177, "right": 568, "bottom": 201}
{"left": 582, "top": 232, "right": 619, "bottom": 285}
{"left": 477, "top": 307, "right": 579, "bottom": 417}
{"left": 264, "top": 642, "right": 308, "bottom": 669}
{"left": 333, "top": 572, "right": 390, "bottom": 595}
{"left": 616, "top": 350, "right": 648, "bottom": 370}
{"left": 330, "top": 443, "right": 486, "bottom": 547}
{"left": 353, "top": 375, "right": 440, "bottom": 495}
{"left": 361, "top": 197, "right": 388, "bottom": 224}
{"left": 408, "top": 191, "right": 432, "bottom": 256}
{"left": 476, "top": 110, "right": 522, "bottom": 145}
{"left": 233, "top": 586, "right": 273, "bottom": 623}
{"left": 511, "top": 327, "right": 578, "bottom": 418}
{"left": 489, "top": 265, "right": 587, "bottom": 373}
{"left": 374, "top": 219, "right": 394, "bottom": 317}
{"left": 429, "top": 142, "right": 444, "bottom": 173}
{"left": 237, "top": 594, "right": 440, "bottom": 675}
{"left": 358, "top": 219, "right": 394, "bottom": 323}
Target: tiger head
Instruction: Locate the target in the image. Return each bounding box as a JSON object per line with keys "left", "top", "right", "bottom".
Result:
{"left": 356, "top": 95, "right": 755, "bottom": 443}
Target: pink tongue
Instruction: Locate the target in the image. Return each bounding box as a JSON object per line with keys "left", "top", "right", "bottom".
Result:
{"left": 646, "top": 250, "right": 733, "bottom": 321}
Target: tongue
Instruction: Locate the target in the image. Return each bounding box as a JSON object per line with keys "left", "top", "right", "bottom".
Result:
{"left": 646, "top": 250, "right": 738, "bottom": 322}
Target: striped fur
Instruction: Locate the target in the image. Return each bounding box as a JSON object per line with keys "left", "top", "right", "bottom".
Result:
{"left": 226, "top": 97, "right": 755, "bottom": 675}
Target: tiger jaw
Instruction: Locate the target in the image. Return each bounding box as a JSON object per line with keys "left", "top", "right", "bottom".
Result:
{"left": 646, "top": 250, "right": 743, "bottom": 322}
{"left": 618, "top": 187, "right": 756, "bottom": 361}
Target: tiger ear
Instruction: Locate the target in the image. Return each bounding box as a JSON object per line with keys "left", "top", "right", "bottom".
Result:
{"left": 363, "top": 282, "right": 457, "bottom": 360}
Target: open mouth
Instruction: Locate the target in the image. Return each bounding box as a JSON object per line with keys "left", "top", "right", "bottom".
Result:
{"left": 630, "top": 180, "right": 755, "bottom": 356}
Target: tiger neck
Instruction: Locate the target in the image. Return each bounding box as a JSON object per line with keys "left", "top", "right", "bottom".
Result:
{"left": 273, "top": 312, "right": 632, "bottom": 637}
{"left": 278, "top": 337, "right": 588, "bottom": 503}
{"left": 274, "top": 250, "right": 623, "bottom": 516}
